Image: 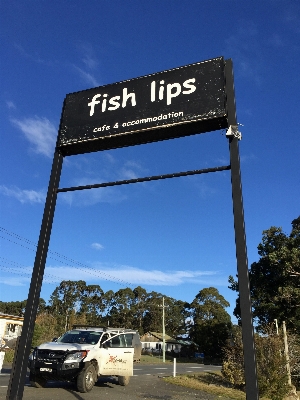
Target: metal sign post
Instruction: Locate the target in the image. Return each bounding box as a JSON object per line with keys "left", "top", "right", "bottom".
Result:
{"left": 7, "top": 151, "right": 63, "bottom": 400}
{"left": 225, "top": 59, "right": 259, "bottom": 399}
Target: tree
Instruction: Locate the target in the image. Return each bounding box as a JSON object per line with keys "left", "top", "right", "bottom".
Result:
{"left": 0, "top": 299, "right": 47, "bottom": 317}
{"left": 107, "top": 288, "right": 135, "bottom": 328}
{"left": 164, "top": 298, "right": 190, "bottom": 337}
{"left": 79, "top": 284, "right": 105, "bottom": 326}
{"left": 0, "top": 300, "right": 27, "bottom": 316}
{"left": 49, "top": 280, "right": 87, "bottom": 333}
{"left": 132, "top": 286, "right": 148, "bottom": 334}
{"left": 189, "top": 287, "right": 232, "bottom": 360}
{"left": 142, "top": 291, "right": 164, "bottom": 334}
{"left": 32, "top": 312, "right": 57, "bottom": 346}
{"left": 229, "top": 216, "right": 300, "bottom": 333}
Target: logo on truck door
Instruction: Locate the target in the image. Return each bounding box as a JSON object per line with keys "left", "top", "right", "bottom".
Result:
{"left": 106, "top": 355, "right": 127, "bottom": 365}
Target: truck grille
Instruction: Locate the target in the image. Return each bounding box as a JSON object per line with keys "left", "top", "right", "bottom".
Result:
{"left": 37, "top": 350, "right": 66, "bottom": 363}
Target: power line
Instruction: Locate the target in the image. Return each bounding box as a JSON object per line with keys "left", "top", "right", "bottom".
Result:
{"left": 0, "top": 226, "right": 134, "bottom": 288}
{"left": 0, "top": 258, "right": 66, "bottom": 285}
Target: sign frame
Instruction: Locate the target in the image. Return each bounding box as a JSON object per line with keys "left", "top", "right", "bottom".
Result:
{"left": 7, "top": 58, "right": 259, "bottom": 400}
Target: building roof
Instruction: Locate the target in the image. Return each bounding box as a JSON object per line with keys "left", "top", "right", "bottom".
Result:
{"left": 141, "top": 331, "right": 181, "bottom": 344}
{"left": 0, "top": 313, "right": 24, "bottom": 321}
{"left": 176, "top": 339, "right": 199, "bottom": 347}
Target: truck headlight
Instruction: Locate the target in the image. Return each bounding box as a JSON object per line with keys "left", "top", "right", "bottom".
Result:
{"left": 65, "top": 350, "right": 89, "bottom": 361}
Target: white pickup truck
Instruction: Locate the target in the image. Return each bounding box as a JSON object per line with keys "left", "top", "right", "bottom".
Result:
{"left": 28, "top": 326, "right": 142, "bottom": 393}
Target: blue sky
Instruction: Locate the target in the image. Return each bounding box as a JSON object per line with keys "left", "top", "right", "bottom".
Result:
{"left": 0, "top": 0, "right": 299, "bottom": 322}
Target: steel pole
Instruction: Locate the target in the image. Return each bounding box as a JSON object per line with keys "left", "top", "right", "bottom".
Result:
{"left": 225, "top": 59, "right": 259, "bottom": 399}
{"left": 6, "top": 150, "right": 63, "bottom": 400}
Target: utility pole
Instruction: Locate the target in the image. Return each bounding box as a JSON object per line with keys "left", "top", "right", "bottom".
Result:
{"left": 158, "top": 297, "right": 169, "bottom": 363}
{"left": 282, "top": 321, "right": 292, "bottom": 386}
{"left": 274, "top": 319, "right": 279, "bottom": 335}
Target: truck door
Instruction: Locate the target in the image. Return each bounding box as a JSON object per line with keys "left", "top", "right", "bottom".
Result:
{"left": 99, "top": 333, "right": 134, "bottom": 376}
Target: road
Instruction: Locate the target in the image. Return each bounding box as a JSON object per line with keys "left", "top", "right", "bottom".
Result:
{"left": 1, "top": 362, "right": 221, "bottom": 400}
{"left": 133, "top": 361, "right": 221, "bottom": 375}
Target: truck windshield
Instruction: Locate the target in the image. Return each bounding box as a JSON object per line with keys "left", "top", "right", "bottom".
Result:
{"left": 57, "top": 331, "right": 101, "bottom": 345}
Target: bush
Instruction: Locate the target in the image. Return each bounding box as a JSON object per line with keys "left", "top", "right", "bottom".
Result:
{"left": 221, "top": 326, "right": 245, "bottom": 389}
{"left": 255, "top": 332, "right": 290, "bottom": 399}
{"left": 222, "top": 325, "right": 293, "bottom": 399}
{"left": 32, "top": 313, "right": 58, "bottom": 347}
{"left": 4, "top": 349, "right": 15, "bottom": 363}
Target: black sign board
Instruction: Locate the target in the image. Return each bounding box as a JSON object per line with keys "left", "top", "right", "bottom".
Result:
{"left": 58, "top": 57, "right": 227, "bottom": 155}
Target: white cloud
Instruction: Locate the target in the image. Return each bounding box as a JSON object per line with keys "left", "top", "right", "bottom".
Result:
{"left": 58, "top": 155, "right": 153, "bottom": 207}
{"left": 240, "top": 153, "right": 257, "bottom": 163}
{"left": 193, "top": 179, "right": 217, "bottom": 199}
{"left": 0, "top": 261, "right": 226, "bottom": 289}
{"left": 82, "top": 55, "right": 98, "bottom": 70}
{"left": 14, "top": 43, "right": 46, "bottom": 64}
{"left": 77, "top": 41, "right": 99, "bottom": 69}
{"left": 91, "top": 242, "right": 104, "bottom": 251}
{"left": 11, "top": 116, "right": 56, "bottom": 158}
{"left": 72, "top": 42, "right": 100, "bottom": 88}
{"left": 104, "top": 153, "right": 116, "bottom": 164}
{"left": 0, "top": 276, "right": 29, "bottom": 286}
{"left": 59, "top": 157, "right": 134, "bottom": 205}
{"left": 44, "top": 264, "right": 222, "bottom": 288}
{"left": 0, "top": 264, "right": 32, "bottom": 286}
{"left": 6, "top": 101, "right": 16, "bottom": 109}
{"left": 60, "top": 182, "right": 127, "bottom": 206}
{"left": 0, "top": 185, "right": 45, "bottom": 204}
{"left": 98, "top": 266, "right": 219, "bottom": 286}
{"left": 119, "top": 167, "right": 139, "bottom": 180}
{"left": 73, "top": 66, "right": 100, "bottom": 87}
{"left": 118, "top": 160, "right": 146, "bottom": 181}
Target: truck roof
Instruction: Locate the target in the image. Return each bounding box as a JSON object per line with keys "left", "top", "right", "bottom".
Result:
{"left": 71, "top": 325, "right": 139, "bottom": 335}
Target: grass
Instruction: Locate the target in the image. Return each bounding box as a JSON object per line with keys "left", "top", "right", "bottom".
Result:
{"left": 140, "top": 355, "right": 250, "bottom": 398}
{"left": 165, "top": 372, "right": 299, "bottom": 400}
{"left": 165, "top": 372, "right": 247, "bottom": 399}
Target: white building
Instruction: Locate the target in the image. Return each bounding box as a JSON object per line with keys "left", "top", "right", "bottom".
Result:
{"left": 140, "top": 331, "right": 182, "bottom": 353}
{"left": 0, "top": 313, "right": 23, "bottom": 349}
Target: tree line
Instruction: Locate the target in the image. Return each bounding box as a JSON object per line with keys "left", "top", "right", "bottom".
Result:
{"left": 1, "top": 215, "right": 299, "bottom": 364}
{"left": 0, "top": 285, "right": 232, "bottom": 359}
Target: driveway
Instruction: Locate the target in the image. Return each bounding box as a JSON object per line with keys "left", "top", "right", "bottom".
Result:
{"left": 2, "top": 375, "right": 217, "bottom": 400}
{"left": 1, "top": 363, "right": 218, "bottom": 400}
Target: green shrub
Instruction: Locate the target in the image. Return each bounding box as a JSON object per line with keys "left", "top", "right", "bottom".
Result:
{"left": 221, "top": 327, "right": 245, "bottom": 389}
{"left": 255, "top": 333, "right": 290, "bottom": 399}
{"left": 222, "top": 360, "right": 245, "bottom": 388}
{"left": 4, "top": 349, "right": 15, "bottom": 363}
{"left": 222, "top": 325, "right": 292, "bottom": 399}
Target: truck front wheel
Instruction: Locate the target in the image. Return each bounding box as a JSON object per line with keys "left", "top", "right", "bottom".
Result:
{"left": 77, "top": 364, "right": 96, "bottom": 393}
{"left": 118, "top": 376, "right": 130, "bottom": 386}
{"left": 29, "top": 372, "right": 47, "bottom": 388}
